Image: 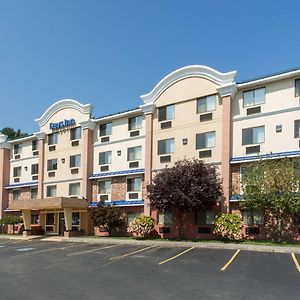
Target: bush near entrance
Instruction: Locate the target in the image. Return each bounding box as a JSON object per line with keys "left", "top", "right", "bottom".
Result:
{"left": 147, "top": 158, "right": 223, "bottom": 238}
{"left": 213, "top": 213, "right": 243, "bottom": 240}
{"left": 0, "top": 216, "right": 23, "bottom": 234}
{"left": 127, "top": 215, "right": 154, "bottom": 237}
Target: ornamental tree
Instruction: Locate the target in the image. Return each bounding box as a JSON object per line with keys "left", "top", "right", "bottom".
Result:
{"left": 90, "top": 201, "right": 125, "bottom": 235}
{"left": 147, "top": 158, "right": 223, "bottom": 238}
{"left": 240, "top": 157, "right": 300, "bottom": 241}
{"left": 0, "top": 127, "right": 28, "bottom": 140}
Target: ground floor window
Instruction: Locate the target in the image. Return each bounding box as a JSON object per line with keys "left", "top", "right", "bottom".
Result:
{"left": 158, "top": 211, "right": 173, "bottom": 225}
{"left": 31, "top": 214, "right": 39, "bottom": 225}
{"left": 294, "top": 213, "right": 300, "bottom": 225}
{"left": 12, "top": 189, "right": 21, "bottom": 200}
{"left": 45, "top": 213, "right": 55, "bottom": 233}
{"left": 127, "top": 212, "right": 140, "bottom": 224}
{"left": 195, "top": 210, "right": 215, "bottom": 225}
{"left": 242, "top": 210, "right": 264, "bottom": 225}
{"left": 72, "top": 212, "right": 80, "bottom": 231}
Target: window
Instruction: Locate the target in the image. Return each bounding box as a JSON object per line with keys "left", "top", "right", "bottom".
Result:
{"left": 242, "top": 126, "right": 265, "bottom": 145}
{"left": 158, "top": 138, "right": 174, "bottom": 155}
{"left": 242, "top": 211, "right": 264, "bottom": 225}
{"left": 72, "top": 212, "right": 80, "bottom": 229}
{"left": 127, "top": 146, "right": 142, "bottom": 161}
{"left": 294, "top": 120, "right": 300, "bottom": 138}
{"left": 30, "top": 188, "right": 38, "bottom": 199}
{"left": 98, "top": 180, "right": 111, "bottom": 194}
{"left": 70, "top": 154, "right": 81, "bottom": 168}
{"left": 47, "top": 159, "right": 57, "bottom": 171}
{"left": 100, "top": 122, "right": 112, "bottom": 136}
{"left": 31, "top": 214, "right": 39, "bottom": 224}
{"left": 46, "top": 185, "right": 57, "bottom": 197}
{"left": 13, "top": 167, "right": 21, "bottom": 177}
{"left": 196, "top": 210, "right": 215, "bottom": 225}
{"left": 69, "top": 183, "right": 80, "bottom": 196}
{"left": 12, "top": 189, "right": 21, "bottom": 200}
{"left": 196, "top": 131, "right": 216, "bottom": 149}
{"left": 128, "top": 115, "right": 142, "bottom": 131}
{"left": 32, "top": 140, "right": 38, "bottom": 151}
{"left": 31, "top": 164, "right": 39, "bottom": 175}
{"left": 158, "top": 104, "right": 175, "bottom": 121}
{"left": 70, "top": 127, "right": 81, "bottom": 140}
{"left": 295, "top": 79, "right": 300, "bottom": 97}
{"left": 197, "top": 95, "right": 216, "bottom": 113}
{"left": 158, "top": 211, "right": 173, "bottom": 225}
{"left": 243, "top": 87, "right": 265, "bottom": 108}
{"left": 127, "top": 212, "right": 140, "bottom": 224}
{"left": 13, "top": 144, "right": 22, "bottom": 155}
{"left": 99, "top": 151, "right": 112, "bottom": 165}
{"left": 127, "top": 177, "right": 141, "bottom": 192}
{"left": 48, "top": 133, "right": 58, "bottom": 145}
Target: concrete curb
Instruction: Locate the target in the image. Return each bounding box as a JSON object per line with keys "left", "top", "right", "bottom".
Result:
{"left": 1, "top": 235, "right": 300, "bottom": 254}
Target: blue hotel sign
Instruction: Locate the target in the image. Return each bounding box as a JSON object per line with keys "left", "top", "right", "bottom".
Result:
{"left": 50, "top": 118, "right": 76, "bottom": 130}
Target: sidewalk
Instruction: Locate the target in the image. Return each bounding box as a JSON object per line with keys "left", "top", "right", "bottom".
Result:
{"left": 1, "top": 234, "right": 300, "bottom": 254}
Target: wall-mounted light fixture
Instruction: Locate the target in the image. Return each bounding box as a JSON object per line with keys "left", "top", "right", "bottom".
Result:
{"left": 61, "top": 158, "right": 65, "bottom": 163}
{"left": 117, "top": 150, "right": 121, "bottom": 156}
{"left": 24, "top": 166, "right": 28, "bottom": 171}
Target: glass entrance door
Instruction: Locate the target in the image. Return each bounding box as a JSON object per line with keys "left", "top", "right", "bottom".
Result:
{"left": 45, "top": 213, "right": 57, "bottom": 234}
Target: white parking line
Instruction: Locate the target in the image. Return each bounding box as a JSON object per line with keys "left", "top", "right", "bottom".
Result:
{"left": 24, "top": 243, "right": 86, "bottom": 255}
{"left": 67, "top": 244, "right": 121, "bottom": 256}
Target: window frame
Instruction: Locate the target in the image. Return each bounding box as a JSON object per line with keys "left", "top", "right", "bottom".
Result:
{"left": 157, "top": 138, "right": 174, "bottom": 155}
{"left": 32, "top": 140, "right": 38, "bottom": 151}
{"left": 12, "top": 189, "right": 21, "bottom": 200}
{"left": 242, "top": 210, "right": 264, "bottom": 226}
{"left": 99, "top": 122, "right": 112, "bottom": 137}
{"left": 242, "top": 126, "right": 265, "bottom": 146}
{"left": 195, "top": 210, "right": 215, "bottom": 225}
{"left": 70, "top": 127, "right": 81, "bottom": 141}
{"left": 13, "top": 166, "right": 21, "bottom": 178}
{"left": 196, "top": 131, "right": 216, "bottom": 150}
{"left": 127, "top": 146, "right": 142, "bottom": 161}
{"left": 70, "top": 154, "right": 81, "bottom": 168}
{"left": 295, "top": 79, "right": 300, "bottom": 97}
{"left": 98, "top": 180, "right": 112, "bottom": 195}
{"left": 99, "top": 151, "right": 112, "bottom": 165}
{"left": 128, "top": 115, "right": 143, "bottom": 131}
{"left": 47, "top": 159, "right": 57, "bottom": 171}
{"left": 158, "top": 104, "right": 175, "bottom": 122}
{"left": 196, "top": 94, "right": 217, "bottom": 114}
{"left": 127, "top": 177, "right": 142, "bottom": 192}
{"left": 13, "top": 144, "right": 22, "bottom": 155}
{"left": 243, "top": 87, "right": 266, "bottom": 108}
{"left": 46, "top": 185, "right": 57, "bottom": 197}
{"left": 158, "top": 211, "right": 173, "bottom": 225}
{"left": 48, "top": 133, "right": 58, "bottom": 145}
{"left": 31, "top": 164, "right": 39, "bottom": 175}
{"left": 30, "top": 187, "right": 38, "bottom": 199}
{"left": 69, "top": 182, "right": 81, "bottom": 196}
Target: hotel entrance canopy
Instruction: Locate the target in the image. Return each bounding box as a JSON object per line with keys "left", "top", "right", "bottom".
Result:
{"left": 7, "top": 197, "right": 89, "bottom": 211}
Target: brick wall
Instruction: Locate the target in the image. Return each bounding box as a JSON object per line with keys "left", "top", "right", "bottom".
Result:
{"left": 111, "top": 176, "right": 126, "bottom": 200}
{"left": 231, "top": 164, "right": 241, "bottom": 195}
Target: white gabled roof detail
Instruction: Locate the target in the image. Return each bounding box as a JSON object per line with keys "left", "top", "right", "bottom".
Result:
{"left": 35, "top": 99, "right": 93, "bottom": 127}
{"left": 140, "top": 65, "right": 237, "bottom": 104}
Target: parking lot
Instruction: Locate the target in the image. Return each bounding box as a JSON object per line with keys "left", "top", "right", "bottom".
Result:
{"left": 0, "top": 239, "right": 299, "bottom": 300}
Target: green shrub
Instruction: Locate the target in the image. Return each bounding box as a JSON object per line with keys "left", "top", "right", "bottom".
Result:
{"left": 213, "top": 213, "right": 242, "bottom": 240}
{"left": 1, "top": 216, "right": 23, "bottom": 225}
{"left": 127, "top": 215, "right": 155, "bottom": 237}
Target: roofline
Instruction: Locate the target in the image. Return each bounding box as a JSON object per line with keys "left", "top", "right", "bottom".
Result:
{"left": 8, "top": 134, "right": 36, "bottom": 144}
{"left": 93, "top": 108, "right": 142, "bottom": 123}
{"left": 237, "top": 67, "right": 300, "bottom": 89}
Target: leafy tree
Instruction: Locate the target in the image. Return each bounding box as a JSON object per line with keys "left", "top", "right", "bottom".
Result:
{"left": 241, "top": 157, "right": 300, "bottom": 242}
{"left": 147, "top": 158, "right": 223, "bottom": 238}
{"left": 90, "top": 201, "right": 125, "bottom": 235}
{"left": 0, "top": 127, "right": 29, "bottom": 140}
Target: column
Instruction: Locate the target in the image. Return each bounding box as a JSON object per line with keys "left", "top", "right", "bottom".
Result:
{"left": 217, "top": 83, "right": 237, "bottom": 213}
{"left": 80, "top": 120, "right": 95, "bottom": 201}
{"left": 0, "top": 134, "right": 11, "bottom": 219}
{"left": 34, "top": 132, "right": 46, "bottom": 199}
{"left": 64, "top": 207, "right": 73, "bottom": 232}
{"left": 140, "top": 102, "right": 155, "bottom": 216}
{"left": 22, "top": 209, "right": 31, "bottom": 236}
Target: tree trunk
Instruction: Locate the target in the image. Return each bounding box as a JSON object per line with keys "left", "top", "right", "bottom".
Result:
{"left": 178, "top": 211, "right": 186, "bottom": 239}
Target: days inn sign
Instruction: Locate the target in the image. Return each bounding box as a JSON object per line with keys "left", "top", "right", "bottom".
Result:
{"left": 49, "top": 118, "right": 76, "bottom": 130}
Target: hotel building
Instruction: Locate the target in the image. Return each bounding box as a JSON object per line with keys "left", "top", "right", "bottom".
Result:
{"left": 0, "top": 65, "right": 300, "bottom": 239}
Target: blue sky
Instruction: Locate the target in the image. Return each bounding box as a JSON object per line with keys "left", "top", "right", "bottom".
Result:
{"left": 0, "top": 0, "right": 299, "bottom": 134}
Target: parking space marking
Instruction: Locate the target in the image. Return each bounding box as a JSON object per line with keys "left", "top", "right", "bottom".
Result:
{"left": 24, "top": 243, "right": 86, "bottom": 255}
{"left": 220, "top": 249, "right": 240, "bottom": 271}
{"left": 16, "top": 247, "right": 35, "bottom": 252}
{"left": 291, "top": 253, "right": 300, "bottom": 273}
{"left": 109, "top": 245, "right": 157, "bottom": 262}
{"left": 158, "top": 247, "right": 195, "bottom": 265}
{"left": 67, "top": 244, "right": 121, "bottom": 256}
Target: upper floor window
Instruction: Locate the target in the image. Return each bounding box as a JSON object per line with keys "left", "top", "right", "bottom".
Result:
{"left": 31, "top": 164, "right": 39, "bottom": 175}
{"left": 47, "top": 159, "right": 57, "bottom": 171}
{"left": 127, "top": 146, "right": 142, "bottom": 161}
{"left": 32, "top": 140, "right": 38, "bottom": 151}
{"left": 158, "top": 138, "right": 174, "bottom": 155}
{"left": 46, "top": 185, "right": 57, "bottom": 197}
{"left": 70, "top": 154, "right": 81, "bottom": 168}
{"left": 158, "top": 104, "right": 175, "bottom": 122}
{"left": 197, "top": 95, "right": 216, "bottom": 114}
{"left": 242, "top": 126, "right": 265, "bottom": 145}
{"left": 296, "top": 79, "right": 300, "bottom": 97}
{"left": 294, "top": 120, "right": 300, "bottom": 138}
{"left": 100, "top": 122, "right": 112, "bottom": 136}
{"left": 69, "top": 182, "right": 80, "bottom": 196}
{"left": 127, "top": 177, "right": 142, "bottom": 192}
{"left": 12, "top": 189, "right": 21, "bottom": 200}
{"left": 13, "top": 167, "right": 21, "bottom": 177}
{"left": 128, "top": 115, "right": 142, "bottom": 131}
{"left": 70, "top": 127, "right": 81, "bottom": 141}
{"left": 196, "top": 131, "right": 216, "bottom": 149}
{"left": 99, "top": 151, "right": 112, "bottom": 165}
{"left": 98, "top": 180, "right": 111, "bottom": 194}
{"left": 13, "top": 144, "right": 22, "bottom": 155}
{"left": 243, "top": 87, "right": 265, "bottom": 108}
{"left": 48, "top": 133, "right": 58, "bottom": 145}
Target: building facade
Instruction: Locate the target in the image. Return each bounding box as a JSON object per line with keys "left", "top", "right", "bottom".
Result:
{"left": 0, "top": 65, "right": 300, "bottom": 239}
